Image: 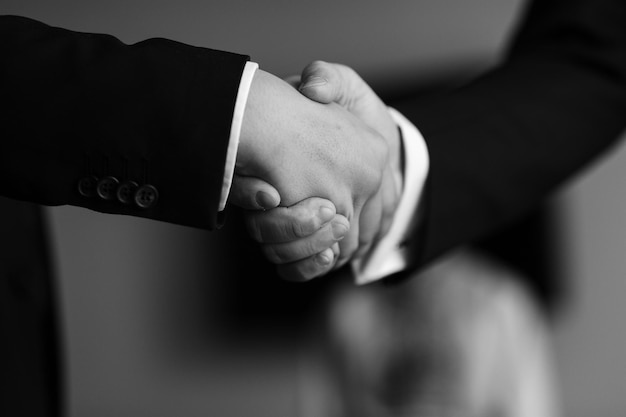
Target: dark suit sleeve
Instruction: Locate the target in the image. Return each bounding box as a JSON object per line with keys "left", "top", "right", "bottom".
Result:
{"left": 0, "top": 15, "right": 250, "bottom": 229}
{"left": 393, "top": 0, "right": 626, "bottom": 268}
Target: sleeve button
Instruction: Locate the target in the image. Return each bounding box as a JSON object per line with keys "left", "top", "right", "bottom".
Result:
{"left": 96, "top": 176, "right": 120, "bottom": 200}
{"left": 134, "top": 184, "right": 159, "bottom": 209}
{"left": 78, "top": 176, "right": 99, "bottom": 197}
{"left": 116, "top": 180, "right": 139, "bottom": 205}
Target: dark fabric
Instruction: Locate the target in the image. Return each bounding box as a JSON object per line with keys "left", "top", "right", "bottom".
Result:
{"left": 0, "top": 15, "right": 249, "bottom": 230}
{"left": 0, "top": 15, "right": 251, "bottom": 415}
{"left": 0, "top": 197, "right": 61, "bottom": 417}
{"left": 394, "top": 0, "right": 626, "bottom": 269}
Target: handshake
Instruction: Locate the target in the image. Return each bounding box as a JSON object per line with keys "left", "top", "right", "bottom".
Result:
{"left": 230, "top": 62, "right": 404, "bottom": 282}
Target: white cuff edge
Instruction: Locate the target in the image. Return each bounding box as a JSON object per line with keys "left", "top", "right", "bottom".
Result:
{"left": 352, "top": 107, "right": 430, "bottom": 284}
{"left": 218, "top": 61, "right": 259, "bottom": 211}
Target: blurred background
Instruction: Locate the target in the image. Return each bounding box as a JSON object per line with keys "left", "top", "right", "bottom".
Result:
{"left": 3, "top": 0, "right": 626, "bottom": 416}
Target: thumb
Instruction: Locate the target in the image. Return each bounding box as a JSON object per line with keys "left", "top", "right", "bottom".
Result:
{"left": 229, "top": 175, "right": 281, "bottom": 210}
{"left": 283, "top": 74, "right": 301, "bottom": 89}
{"left": 298, "top": 60, "right": 344, "bottom": 104}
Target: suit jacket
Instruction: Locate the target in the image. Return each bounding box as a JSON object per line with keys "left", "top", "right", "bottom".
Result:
{"left": 0, "top": 15, "right": 250, "bottom": 417}
{"left": 0, "top": 15, "right": 249, "bottom": 230}
{"left": 394, "top": 0, "right": 626, "bottom": 269}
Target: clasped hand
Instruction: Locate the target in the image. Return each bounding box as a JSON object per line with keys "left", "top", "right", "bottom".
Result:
{"left": 230, "top": 63, "right": 401, "bottom": 281}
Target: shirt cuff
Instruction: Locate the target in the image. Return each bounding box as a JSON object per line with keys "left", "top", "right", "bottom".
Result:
{"left": 351, "top": 107, "right": 430, "bottom": 284}
{"left": 218, "top": 61, "right": 259, "bottom": 211}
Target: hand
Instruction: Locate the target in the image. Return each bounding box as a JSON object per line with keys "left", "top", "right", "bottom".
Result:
{"left": 295, "top": 61, "right": 403, "bottom": 261}
{"left": 245, "top": 197, "right": 350, "bottom": 281}
{"left": 233, "top": 69, "right": 391, "bottom": 275}
{"left": 229, "top": 173, "right": 349, "bottom": 281}
{"left": 296, "top": 61, "right": 400, "bottom": 158}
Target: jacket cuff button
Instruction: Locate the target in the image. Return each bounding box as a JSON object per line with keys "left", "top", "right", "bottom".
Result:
{"left": 116, "top": 181, "right": 138, "bottom": 205}
{"left": 96, "top": 176, "right": 119, "bottom": 200}
{"left": 78, "top": 176, "right": 99, "bottom": 197}
{"left": 134, "top": 184, "right": 159, "bottom": 209}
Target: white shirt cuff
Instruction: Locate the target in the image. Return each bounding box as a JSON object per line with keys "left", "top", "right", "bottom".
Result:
{"left": 351, "top": 107, "right": 430, "bottom": 284}
{"left": 218, "top": 61, "right": 259, "bottom": 211}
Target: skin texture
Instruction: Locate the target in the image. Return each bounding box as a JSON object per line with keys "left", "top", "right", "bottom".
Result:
{"left": 298, "top": 61, "right": 402, "bottom": 260}
{"left": 238, "top": 64, "right": 403, "bottom": 281}
{"left": 244, "top": 197, "right": 346, "bottom": 280}
{"left": 232, "top": 69, "right": 395, "bottom": 280}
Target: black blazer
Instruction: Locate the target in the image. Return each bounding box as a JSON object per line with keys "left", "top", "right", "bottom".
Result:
{"left": 0, "top": 17, "right": 252, "bottom": 416}
{"left": 394, "top": 0, "right": 626, "bottom": 269}
{"left": 0, "top": 15, "right": 249, "bottom": 230}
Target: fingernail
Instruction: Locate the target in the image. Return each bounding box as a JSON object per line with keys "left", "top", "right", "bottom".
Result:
{"left": 319, "top": 206, "right": 335, "bottom": 223}
{"left": 299, "top": 76, "right": 327, "bottom": 90}
{"left": 317, "top": 249, "right": 333, "bottom": 266}
{"left": 331, "top": 221, "right": 348, "bottom": 240}
{"left": 255, "top": 191, "right": 276, "bottom": 209}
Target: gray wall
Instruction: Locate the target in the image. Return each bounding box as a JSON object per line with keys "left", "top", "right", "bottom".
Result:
{"left": 2, "top": 0, "right": 523, "bottom": 83}
{"left": 4, "top": 0, "right": 626, "bottom": 416}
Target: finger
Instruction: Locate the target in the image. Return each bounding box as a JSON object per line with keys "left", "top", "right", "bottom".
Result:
{"left": 276, "top": 247, "right": 337, "bottom": 282}
{"left": 246, "top": 197, "right": 340, "bottom": 243}
{"left": 331, "top": 241, "right": 340, "bottom": 260}
{"left": 354, "top": 189, "right": 384, "bottom": 260}
{"left": 283, "top": 74, "right": 301, "bottom": 89}
{"left": 229, "top": 175, "right": 280, "bottom": 210}
{"left": 261, "top": 215, "right": 349, "bottom": 264}
{"left": 377, "top": 167, "right": 401, "bottom": 242}
{"left": 353, "top": 168, "right": 401, "bottom": 260}
{"left": 298, "top": 60, "right": 342, "bottom": 104}
{"left": 335, "top": 205, "right": 362, "bottom": 269}
{"left": 299, "top": 62, "right": 399, "bottom": 147}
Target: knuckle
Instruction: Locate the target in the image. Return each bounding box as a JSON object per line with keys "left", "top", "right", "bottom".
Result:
{"left": 289, "top": 209, "right": 319, "bottom": 238}
{"left": 338, "top": 63, "right": 357, "bottom": 81}
{"left": 304, "top": 256, "right": 331, "bottom": 280}
{"left": 309, "top": 59, "right": 328, "bottom": 72}
{"left": 263, "top": 239, "right": 316, "bottom": 265}
{"left": 299, "top": 210, "right": 321, "bottom": 235}
{"left": 303, "top": 60, "right": 327, "bottom": 80}
{"left": 276, "top": 249, "right": 335, "bottom": 282}
{"left": 315, "top": 248, "right": 335, "bottom": 269}
{"left": 301, "top": 239, "right": 321, "bottom": 259}
{"left": 289, "top": 219, "right": 307, "bottom": 239}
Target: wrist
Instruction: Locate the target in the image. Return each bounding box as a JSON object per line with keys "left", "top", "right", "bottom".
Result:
{"left": 237, "top": 69, "right": 287, "bottom": 177}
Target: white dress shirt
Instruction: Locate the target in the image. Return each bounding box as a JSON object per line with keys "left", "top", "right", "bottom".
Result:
{"left": 352, "top": 108, "right": 429, "bottom": 284}
{"left": 218, "top": 61, "right": 259, "bottom": 211}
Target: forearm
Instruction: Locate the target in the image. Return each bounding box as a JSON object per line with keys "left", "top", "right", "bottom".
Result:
{"left": 0, "top": 15, "right": 249, "bottom": 229}
{"left": 395, "top": 0, "right": 626, "bottom": 266}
